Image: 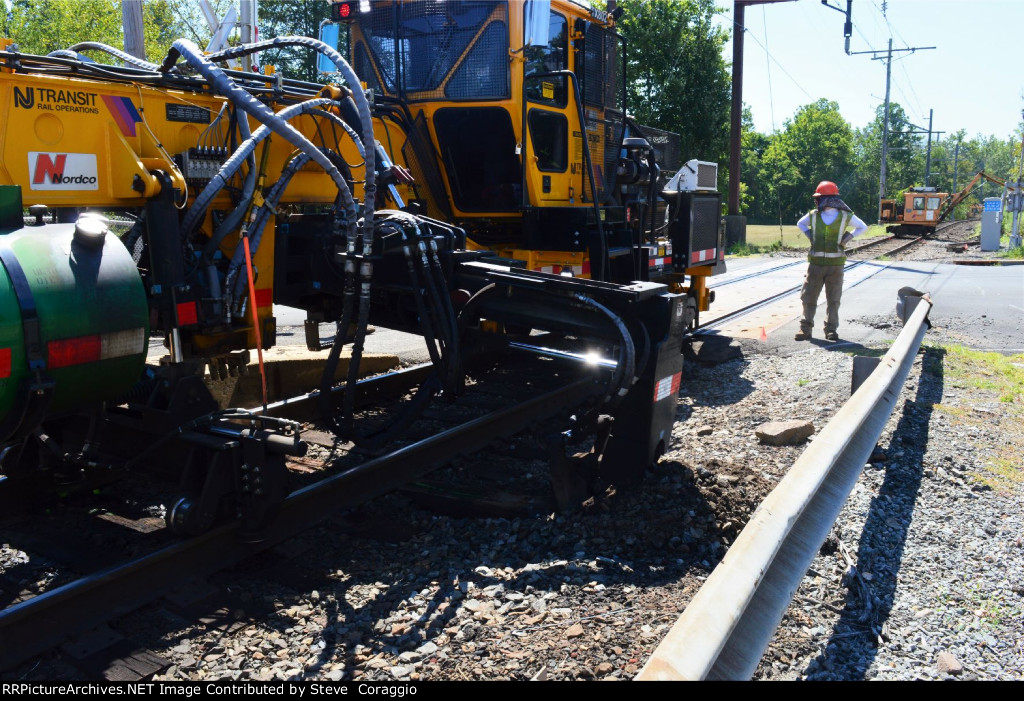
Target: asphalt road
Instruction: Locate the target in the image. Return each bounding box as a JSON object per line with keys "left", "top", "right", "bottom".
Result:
{"left": 704, "top": 256, "right": 1024, "bottom": 355}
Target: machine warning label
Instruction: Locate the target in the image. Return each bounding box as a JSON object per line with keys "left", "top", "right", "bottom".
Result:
{"left": 13, "top": 86, "right": 99, "bottom": 114}
{"left": 166, "top": 103, "right": 211, "bottom": 124}
{"left": 28, "top": 152, "right": 99, "bottom": 191}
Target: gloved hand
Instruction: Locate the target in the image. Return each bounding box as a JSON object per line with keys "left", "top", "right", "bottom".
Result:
{"left": 840, "top": 232, "right": 854, "bottom": 248}
{"left": 802, "top": 229, "right": 813, "bottom": 242}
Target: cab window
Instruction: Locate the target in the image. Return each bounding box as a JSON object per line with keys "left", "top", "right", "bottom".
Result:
{"left": 528, "top": 109, "right": 568, "bottom": 172}
{"left": 525, "top": 7, "right": 568, "bottom": 107}
{"left": 926, "top": 197, "right": 941, "bottom": 210}
{"left": 912, "top": 197, "right": 925, "bottom": 210}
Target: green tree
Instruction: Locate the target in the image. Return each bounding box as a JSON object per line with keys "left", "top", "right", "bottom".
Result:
{"left": 739, "top": 106, "right": 770, "bottom": 220}
{"left": 253, "top": 0, "right": 330, "bottom": 83}
{"left": 768, "top": 99, "right": 855, "bottom": 222}
{"left": 5, "top": 0, "right": 180, "bottom": 63}
{"left": 616, "top": 0, "right": 731, "bottom": 169}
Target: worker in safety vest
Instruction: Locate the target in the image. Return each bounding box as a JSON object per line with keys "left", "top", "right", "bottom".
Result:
{"left": 794, "top": 181, "right": 868, "bottom": 341}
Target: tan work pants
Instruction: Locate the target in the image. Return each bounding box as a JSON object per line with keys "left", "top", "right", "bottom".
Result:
{"left": 799, "top": 262, "right": 844, "bottom": 334}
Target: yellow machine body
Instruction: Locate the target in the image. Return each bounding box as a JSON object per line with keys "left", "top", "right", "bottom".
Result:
{"left": 0, "top": 69, "right": 365, "bottom": 355}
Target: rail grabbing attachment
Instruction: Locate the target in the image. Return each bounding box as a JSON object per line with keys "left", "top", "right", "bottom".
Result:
{"left": 637, "top": 290, "right": 933, "bottom": 681}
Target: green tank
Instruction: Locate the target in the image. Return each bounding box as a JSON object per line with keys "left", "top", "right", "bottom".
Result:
{"left": 0, "top": 205, "right": 149, "bottom": 440}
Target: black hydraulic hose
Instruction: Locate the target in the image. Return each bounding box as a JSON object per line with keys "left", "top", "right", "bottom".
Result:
{"left": 572, "top": 293, "right": 635, "bottom": 405}
{"left": 341, "top": 257, "right": 374, "bottom": 435}
{"left": 415, "top": 240, "right": 449, "bottom": 355}
{"left": 318, "top": 258, "right": 358, "bottom": 431}
{"left": 319, "top": 218, "right": 447, "bottom": 444}
{"left": 161, "top": 41, "right": 355, "bottom": 237}
{"left": 401, "top": 234, "right": 447, "bottom": 374}
{"left": 424, "top": 239, "right": 462, "bottom": 391}
{"left": 180, "top": 97, "right": 352, "bottom": 243}
{"left": 184, "top": 36, "right": 377, "bottom": 254}
{"left": 200, "top": 106, "right": 257, "bottom": 268}
{"left": 66, "top": 41, "right": 162, "bottom": 71}
{"left": 382, "top": 212, "right": 459, "bottom": 389}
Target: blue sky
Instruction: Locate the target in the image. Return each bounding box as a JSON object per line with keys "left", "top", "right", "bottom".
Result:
{"left": 717, "top": 0, "right": 1024, "bottom": 141}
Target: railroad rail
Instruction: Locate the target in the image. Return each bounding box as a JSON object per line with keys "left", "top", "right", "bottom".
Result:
{"left": 697, "top": 235, "right": 925, "bottom": 333}
{"left": 0, "top": 358, "right": 605, "bottom": 671}
{"left": 638, "top": 291, "right": 933, "bottom": 680}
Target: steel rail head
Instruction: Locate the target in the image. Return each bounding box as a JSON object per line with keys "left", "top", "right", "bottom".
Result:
{"left": 637, "top": 292, "right": 933, "bottom": 681}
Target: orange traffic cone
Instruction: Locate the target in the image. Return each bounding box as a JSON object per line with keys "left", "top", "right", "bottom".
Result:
{"left": 759, "top": 326, "right": 768, "bottom": 342}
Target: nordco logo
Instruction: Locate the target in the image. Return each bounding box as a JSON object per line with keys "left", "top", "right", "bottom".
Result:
{"left": 28, "top": 152, "right": 100, "bottom": 191}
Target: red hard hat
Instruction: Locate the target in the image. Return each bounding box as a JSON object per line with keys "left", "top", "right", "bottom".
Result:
{"left": 813, "top": 181, "right": 839, "bottom": 197}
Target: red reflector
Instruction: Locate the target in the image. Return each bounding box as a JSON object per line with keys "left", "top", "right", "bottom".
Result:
{"left": 331, "top": 1, "right": 353, "bottom": 20}
{"left": 48, "top": 335, "right": 101, "bottom": 369}
{"left": 255, "top": 288, "right": 273, "bottom": 309}
{"left": 176, "top": 301, "right": 198, "bottom": 326}
{"left": 0, "top": 347, "right": 10, "bottom": 379}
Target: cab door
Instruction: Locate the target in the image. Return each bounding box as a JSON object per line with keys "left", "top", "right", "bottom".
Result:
{"left": 523, "top": 6, "right": 578, "bottom": 206}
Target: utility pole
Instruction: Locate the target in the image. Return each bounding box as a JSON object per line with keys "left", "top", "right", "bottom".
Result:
{"left": 725, "top": 1, "right": 798, "bottom": 248}
{"left": 924, "top": 109, "right": 933, "bottom": 187}
{"left": 1011, "top": 110, "right": 1024, "bottom": 248}
{"left": 822, "top": 1, "right": 934, "bottom": 221}
{"left": 878, "top": 39, "right": 893, "bottom": 221}
{"left": 239, "top": 0, "right": 259, "bottom": 71}
{"left": 952, "top": 139, "right": 960, "bottom": 193}
{"left": 893, "top": 114, "right": 944, "bottom": 187}
{"left": 121, "top": 0, "right": 146, "bottom": 60}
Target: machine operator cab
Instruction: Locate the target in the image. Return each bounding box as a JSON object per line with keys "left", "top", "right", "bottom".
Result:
{"left": 321, "top": 0, "right": 724, "bottom": 324}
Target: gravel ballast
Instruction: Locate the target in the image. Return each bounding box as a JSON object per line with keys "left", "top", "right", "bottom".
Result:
{"left": 5, "top": 239, "right": 1022, "bottom": 681}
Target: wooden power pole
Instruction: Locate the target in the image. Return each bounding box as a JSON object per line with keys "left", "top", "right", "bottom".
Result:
{"left": 122, "top": 0, "right": 146, "bottom": 60}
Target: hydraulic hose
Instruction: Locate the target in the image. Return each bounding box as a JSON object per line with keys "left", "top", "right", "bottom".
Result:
{"left": 47, "top": 49, "right": 88, "bottom": 61}
{"left": 572, "top": 293, "right": 636, "bottom": 405}
{"left": 228, "top": 147, "right": 351, "bottom": 302}
{"left": 160, "top": 40, "right": 354, "bottom": 235}
{"left": 318, "top": 258, "right": 358, "bottom": 431}
{"left": 200, "top": 107, "right": 257, "bottom": 267}
{"left": 168, "top": 36, "right": 377, "bottom": 254}
{"left": 181, "top": 98, "right": 357, "bottom": 244}
{"left": 66, "top": 41, "right": 162, "bottom": 71}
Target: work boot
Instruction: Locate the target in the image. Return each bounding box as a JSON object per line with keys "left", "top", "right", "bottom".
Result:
{"left": 825, "top": 330, "right": 839, "bottom": 341}
{"left": 794, "top": 329, "right": 812, "bottom": 341}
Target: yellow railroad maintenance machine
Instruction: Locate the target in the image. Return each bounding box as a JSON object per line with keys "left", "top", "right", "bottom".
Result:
{"left": 879, "top": 171, "right": 1008, "bottom": 236}
{"left": 0, "top": 0, "right": 725, "bottom": 535}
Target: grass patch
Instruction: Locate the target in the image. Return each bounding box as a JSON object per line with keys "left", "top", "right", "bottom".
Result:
{"left": 975, "top": 451, "right": 1024, "bottom": 492}
{"left": 928, "top": 344, "right": 1024, "bottom": 491}
{"left": 932, "top": 403, "right": 970, "bottom": 419}
{"left": 997, "top": 244, "right": 1024, "bottom": 259}
{"left": 941, "top": 345, "right": 1024, "bottom": 404}
{"left": 744, "top": 224, "right": 804, "bottom": 248}
{"left": 727, "top": 240, "right": 783, "bottom": 256}
{"left": 741, "top": 223, "right": 888, "bottom": 251}
{"left": 797, "top": 378, "right": 809, "bottom": 387}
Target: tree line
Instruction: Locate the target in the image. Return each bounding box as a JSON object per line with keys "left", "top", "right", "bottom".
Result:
{"left": 740, "top": 99, "right": 1017, "bottom": 225}
{"left": 2, "top": 0, "right": 1019, "bottom": 225}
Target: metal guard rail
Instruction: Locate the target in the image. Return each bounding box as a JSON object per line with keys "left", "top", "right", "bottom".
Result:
{"left": 638, "top": 292, "right": 933, "bottom": 680}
